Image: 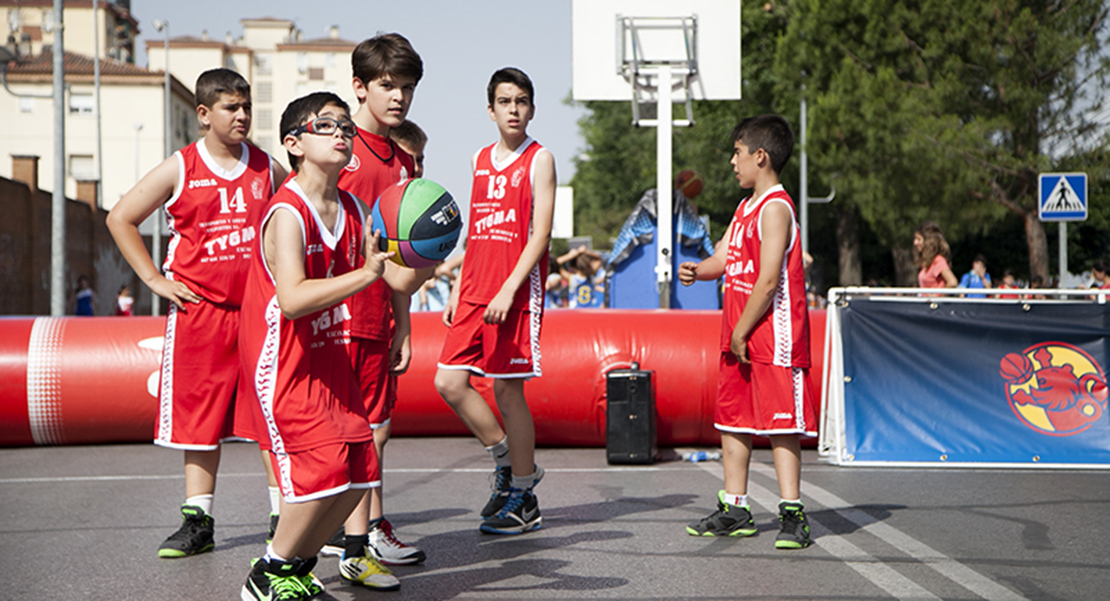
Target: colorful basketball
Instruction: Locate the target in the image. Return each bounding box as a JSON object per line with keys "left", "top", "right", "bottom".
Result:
{"left": 675, "top": 169, "right": 704, "bottom": 199}
{"left": 370, "top": 178, "right": 462, "bottom": 269}
{"left": 999, "top": 352, "right": 1035, "bottom": 384}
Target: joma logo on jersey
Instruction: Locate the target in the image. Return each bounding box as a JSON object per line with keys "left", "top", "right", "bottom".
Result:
{"left": 475, "top": 169, "right": 490, "bottom": 176}
{"left": 726, "top": 259, "right": 755, "bottom": 276}
{"left": 310, "top": 304, "right": 352, "bottom": 336}
{"left": 474, "top": 208, "right": 517, "bottom": 234}
{"left": 306, "top": 243, "right": 324, "bottom": 255}
{"left": 188, "top": 178, "right": 218, "bottom": 189}
{"left": 203, "top": 226, "right": 256, "bottom": 256}
{"left": 429, "top": 200, "right": 460, "bottom": 226}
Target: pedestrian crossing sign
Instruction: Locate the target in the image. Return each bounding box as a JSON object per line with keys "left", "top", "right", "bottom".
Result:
{"left": 1038, "top": 172, "right": 1087, "bottom": 222}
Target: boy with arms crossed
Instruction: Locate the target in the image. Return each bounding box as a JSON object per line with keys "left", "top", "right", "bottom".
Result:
{"left": 239, "top": 92, "right": 398, "bottom": 600}
{"left": 435, "top": 67, "right": 555, "bottom": 535}
{"left": 106, "top": 68, "right": 286, "bottom": 558}
{"left": 322, "top": 32, "right": 429, "bottom": 567}
{"left": 678, "top": 114, "right": 816, "bottom": 549}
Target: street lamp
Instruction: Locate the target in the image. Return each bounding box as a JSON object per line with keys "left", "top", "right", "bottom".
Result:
{"left": 151, "top": 19, "right": 169, "bottom": 316}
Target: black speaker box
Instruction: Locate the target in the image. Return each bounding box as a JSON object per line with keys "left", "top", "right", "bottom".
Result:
{"left": 606, "top": 364, "right": 657, "bottom": 464}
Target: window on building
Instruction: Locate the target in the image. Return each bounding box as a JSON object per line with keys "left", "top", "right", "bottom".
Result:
{"left": 257, "top": 108, "right": 273, "bottom": 131}
{"left": 297, "top": 52, "right": 307, "bottom": 74}
{"left": 256, "top": 81, "right": 272, "bottom": 103}
{"left": 69, "top": 93, "right": 94, "bottom": 115}
{"left": 308, "top": 67, "right": 324, "bottom": 81}
{"left": 69, "top": 155, "right": 95, "bottom": 180}
{"left": 325, "top": 53, "right": 335, "bottom": 67}
{"left": 254, "top": 54, "right": 272, "bottom": 76}
{"left": 20, "top": 97, "right": 34, "bottom": 112}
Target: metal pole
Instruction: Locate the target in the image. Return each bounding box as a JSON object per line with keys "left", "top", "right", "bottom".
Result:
{"left": 50, "top": 0, "right": 65, "bottom": 316}
{"left": 656, "top": 64, "right": 673, "bottom": 309}
{"left": 800, "top": 92, "right": 809, "bottom": 255}
{"left": 151, "top": 20, "right": 170, "bottom": 316}
{"left": 1059, "top": 222, "right": 1067, "bottom": 282}
{"left": 92, "top": 0, "right": 101, "bottom": 210}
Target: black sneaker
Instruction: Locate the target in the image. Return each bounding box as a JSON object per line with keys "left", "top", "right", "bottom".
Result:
{"left": 242, "top": 556, "right": 312, "bottom": 601}
{"left": 481, "top": 465, "right": 545, "bottom": 519}
{"left": 686, "top": 491, "right": 758, "bottom": 537}
{"left": 294, "top": 556, "right": 325, "bottom": 599}
{"left": 480, "top": 488, "right": 542, "bottom": 534}
{"left": 318, "top": 526, "right": 345, "bottom": 558}
{"left": 267, "top": 513, "right": 279, "bottom": 545}
{"left": 775, "top": 501, "right": 811, "bottom": 549}
{"left": 158, "top": 504, "right": 215, "bottom": 558}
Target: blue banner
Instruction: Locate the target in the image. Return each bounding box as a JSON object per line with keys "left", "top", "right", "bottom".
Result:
{"left": 841, "top": 299, "right": 1110, "bottom": 465}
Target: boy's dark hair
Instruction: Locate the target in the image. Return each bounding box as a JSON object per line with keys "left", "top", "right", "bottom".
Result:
{"left": 1093, "top": 259, "right": 1108, "bottom": 273}
{"left": 391, "top": 120, "right": 427, "bottom": 150}
{"left": 195, "top": 68, "right": 251, "bottom": 108}
{"left": 973, "top": 254, "right": 987, "bottom": 266}
{"left": 731, "top": 114, "right": 794, "bottom": 175}
{"left": 487, "top": 67, "right": 534, "bottom": 106}
{"left": 280, "top": 91, "right": 350, "bottom": 172}
{"left": 352, "top": 33, "right": 423, "bottom": 85}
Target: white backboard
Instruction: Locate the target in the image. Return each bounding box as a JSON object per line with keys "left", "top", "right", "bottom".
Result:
{"left": 572, "top": 0, "right": 741, "bottom": 102}
{"left": 553, "top": 186, "right": 575, "bottom": 238}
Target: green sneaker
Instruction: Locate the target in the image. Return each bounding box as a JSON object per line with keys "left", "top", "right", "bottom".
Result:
{"left": 241, "top": 557, "right": 312, "bottom": 601}
{"left": 775, "top": 501, "right": 812, "bottom": 549}
{"left": 158, "top": 504, "right": 215, "bottom": 558}
{"left": 686, "top": 491, "right": 757, "bottom": 537}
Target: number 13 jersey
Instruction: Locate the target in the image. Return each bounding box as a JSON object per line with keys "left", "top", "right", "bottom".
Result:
{"left": 459, "top": 137, "right": 549, "bottom": 311}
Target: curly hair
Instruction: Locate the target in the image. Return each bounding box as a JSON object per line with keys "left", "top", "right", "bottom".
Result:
{"left": 914, "top": 221, "right": 950, "bottom": 270}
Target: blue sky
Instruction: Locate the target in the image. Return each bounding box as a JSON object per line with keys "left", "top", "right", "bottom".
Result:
{"left": 134, "top": 0, "right": 588, "bottom": 212}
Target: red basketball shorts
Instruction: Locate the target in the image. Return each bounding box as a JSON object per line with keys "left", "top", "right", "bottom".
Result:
{"left": 155, "top": 301, "right": 240, "bottom": 449}
{"left": 437, "top": 300, "right": 542, "bottom": 378}
{"left": 350, "top": 338, "right": 396, "bottom": 428}
{"left": 270, "top": 441, "right": 379, "bottom": 503}
{"left": 714, "top": 352, "right": 817, "bottom": 437}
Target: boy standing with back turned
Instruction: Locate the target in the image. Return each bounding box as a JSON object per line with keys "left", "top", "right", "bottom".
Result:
{"left": 435, "top": 67, "right": 555, "bottom": 535}
{"left": 107, "top": 68, "right": 286, "bottom": 558}
{"left": 678, "top": 114, "right": 816, "bottom": 549}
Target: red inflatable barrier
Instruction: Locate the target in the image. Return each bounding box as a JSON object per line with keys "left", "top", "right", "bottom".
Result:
{"left": 0, "top": 311, "right": 824, "bottom": 447}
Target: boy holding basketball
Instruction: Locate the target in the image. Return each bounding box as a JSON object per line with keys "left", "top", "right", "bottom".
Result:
{"left": 323, "top": 32, "right": 430, "bottom": 568}
{"left": 434, "top": 67, "right": 555, "bottom": 534}
{"left": 106, "top": 68, "right": 286, "bottom": 559}
{"left": 239, "top": 91, "right": 398, "bottom": 600}
{"left": 678, "top": 114, "right": 816, "bottom": 549}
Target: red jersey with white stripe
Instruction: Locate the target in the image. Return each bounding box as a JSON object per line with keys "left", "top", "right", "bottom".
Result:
{"left": 163, "top": 140, "right": 273, "bottom": 307}
{"left": 238, "top": 180, "right": 371, "bottom": 453}
{"left": 459, "top": 137, "right": 549, "bottom": 310}
{"left": 721, "top": 185, "right": 811, "bottom": 368}
{"left": 338, "top": 126, "right": 414, "bottom": 340}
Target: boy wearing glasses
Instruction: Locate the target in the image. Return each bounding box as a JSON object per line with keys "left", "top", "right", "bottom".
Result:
{"left": 239, "top": 91, "right": 398, "bottom": 600}
{"left": 106, "top": 68, "right": 286, "bottom": 559}
{"left": 319, "top": 32, "right": 431, "bottom": 570}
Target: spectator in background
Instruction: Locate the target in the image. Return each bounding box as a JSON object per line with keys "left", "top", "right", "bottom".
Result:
{"left": 115, "top": 285, "right": 134, "bottom": 316}
{"left": 558, "top": 245, "right": 606, "bottom": 308}
{"left": 996, "top": 270, "right": 1020, "bottom": 299}
{"left": 1092, "top": 260, "right": 1110, "bottom": 289}
{"left": 413, "top": 253, "right": 463, "bottom": 312}
{"left": 958, "top": 254, "right": 993, "bottom": 298}
{"left": 70, "top": 275, "right": 96, "bottom": 316}
{"left": 913, "top": 222, "right": 957, "bottom": 290}
{"left": 544, "top": 256, "right": 569, "bottom": 308}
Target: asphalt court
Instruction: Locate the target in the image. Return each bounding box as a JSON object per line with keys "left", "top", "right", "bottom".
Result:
{"left": 0, "top": 437, "right": 1105, "bottom": 600}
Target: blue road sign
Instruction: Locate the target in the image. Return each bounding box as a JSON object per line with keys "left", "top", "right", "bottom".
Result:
{"left": 1038, "top": 172, "right": 1088, "bottom": 222}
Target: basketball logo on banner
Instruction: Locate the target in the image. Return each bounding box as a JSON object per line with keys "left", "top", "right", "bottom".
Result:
{"left": 999, "top": 343, "right": 1108, "bottom": 436}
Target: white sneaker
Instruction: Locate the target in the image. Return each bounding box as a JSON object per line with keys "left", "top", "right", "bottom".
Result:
{"left": 338, "top": 547, "right": 400, "bottom": 591}
{"left": 368, "top": 518, "right": 426, "bottom": 565}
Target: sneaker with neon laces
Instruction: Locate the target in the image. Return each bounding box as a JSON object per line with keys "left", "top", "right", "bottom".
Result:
{"left": 158, "top": 504, "right": 215, "bottom": 558}
{"left": 368, "top": 518, "right": 426, "bottom": 565}
{"left": 338, "top": 547, "right": 401, "bottom": 591}
{"left": 241, "top": 556, "right": 312, "bottom": 601}
{"left": 481, "top": 465, "right": 545, "bottom": 519}
{"left": 295, "top": 556, "right": 324, "bottom": 599}
{"left": 686, "top": 491, "right": 758, "bottom": 537}
{"left": 480, "top": 488, "right": 542, "bottom": 534}
{"left": 775, "top": 501, "right": 811, "bottom": 549}
{"left": 318, "top": 527, "right": 345, "bottom": 558}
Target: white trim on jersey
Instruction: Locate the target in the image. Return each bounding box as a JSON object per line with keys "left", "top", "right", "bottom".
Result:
{"left": 196, "top": 140, "right": 250, "bottom": 181}
{"left": 258, "top": 203, "right": 307, "bottom": 287}
{"left": 284, "top": 179, "right": 347, "bottom": 250}
{"left": 488, "top": 136, "right": 535, "bottom": 172}
{"left": 165, "top": 151, "right": 186, "bottom": 209}
{"left": 771, "top": 252, "right": 794, "bottom": 367}
{"left": 714, "top": 423, "right": 819, "bottom": 437}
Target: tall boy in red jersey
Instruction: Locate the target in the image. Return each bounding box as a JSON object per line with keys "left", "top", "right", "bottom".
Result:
{"left": 107, "top": 68, "right": 286, "bottom": 558}
{"left": 678, "top": 114, "right": 816, "bottom": 549}
{"left": 435, "top": 67, "right": 556, "bottom": 535}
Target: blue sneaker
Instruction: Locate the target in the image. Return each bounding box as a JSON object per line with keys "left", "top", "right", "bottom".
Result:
{"left": 480, "top": 488, "right": 542, "bottom": 535}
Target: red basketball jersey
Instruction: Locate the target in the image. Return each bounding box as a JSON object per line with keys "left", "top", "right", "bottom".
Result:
{"left": 459, "top": 137, "right": 549, "bottom": 310}
{"left": 721, "top": 185, "right": 811, "bottom": 368}
{"left": 338, "top": 126, "right": 415, "bottom": 340}
{"left": 239, "top": 180, "right": 371, "bottom": 453}
{"left": 163, "top": 141, "right": 273, "bottom": 307}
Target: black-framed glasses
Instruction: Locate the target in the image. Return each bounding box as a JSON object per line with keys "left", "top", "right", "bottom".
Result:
{"left": 287, "top": 117, "right": 357, "bottom": 138}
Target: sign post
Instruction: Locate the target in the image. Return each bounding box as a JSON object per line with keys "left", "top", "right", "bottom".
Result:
{"left": 1038, "top": 172, "right": 1087, "bottom": 280}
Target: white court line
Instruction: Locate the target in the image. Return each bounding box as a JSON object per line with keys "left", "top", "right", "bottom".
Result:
{"left": 692, "top": 460, "right": 1025, "bottom": 601}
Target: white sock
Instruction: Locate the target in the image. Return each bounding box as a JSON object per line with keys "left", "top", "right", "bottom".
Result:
{"left": 510, "top": 467, "right": 539, "bottom": 490}
{"left": 781, "top": 498, "right": 802, "bottom": 506}
{"left": 723, "top": 492, "right": 748, "bottom": 508}
{"left": 264, "top": 545, "right": 289, "bottom": 563}
{"left": 485, "top": 437, "right": 512, "bottom": 468}
{"left": 268, "top": 487, "right": 281, "bottom": 515}
{"left": 185, "top": 494, "right": 214, "bottom": 516}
